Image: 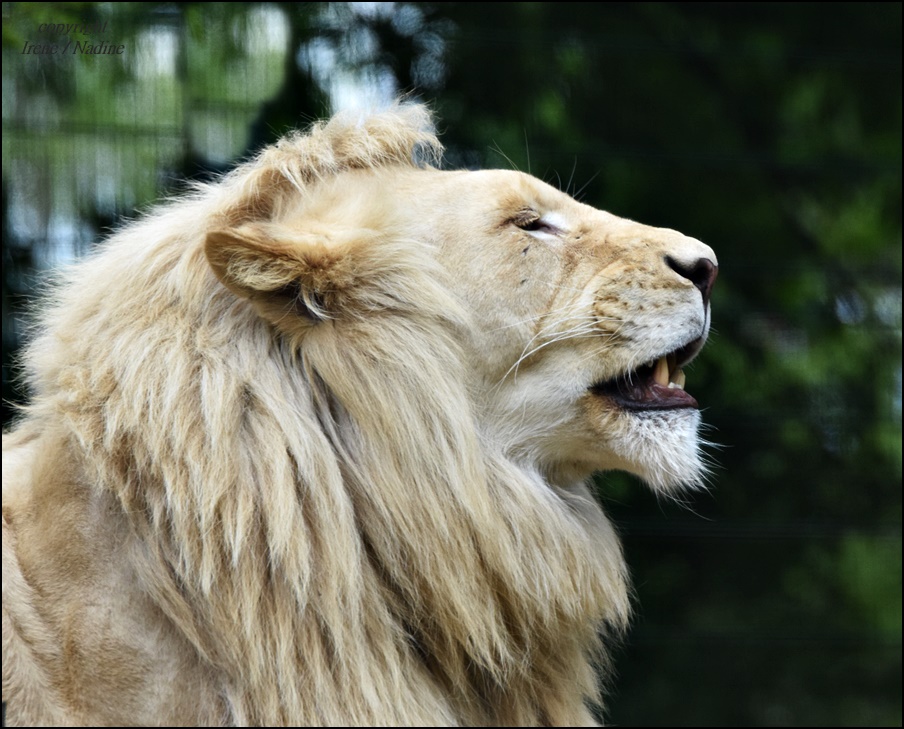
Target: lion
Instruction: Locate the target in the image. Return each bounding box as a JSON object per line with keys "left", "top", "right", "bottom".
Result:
{"left": 1, "top": 104, "right": 717, "bottom": 726}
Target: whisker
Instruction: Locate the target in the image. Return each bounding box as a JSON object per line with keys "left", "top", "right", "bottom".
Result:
{"left": 490, "top": 143, "right": 521, "bottom": 172}
{"left": 573, "top": 171, "right": 600, "bottom": 202}
{"left": 488, "top": 303, "right": 597, "bottom": 332}
{"left": 566, "top": 157, "right": 578, "bottom": 197}
{"left": 496, "top": 324, "right": 601, "bottom": 387}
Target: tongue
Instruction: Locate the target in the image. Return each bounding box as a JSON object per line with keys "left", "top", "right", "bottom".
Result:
{"left": 609, "top": 378, "right": 699, "bottom": 411}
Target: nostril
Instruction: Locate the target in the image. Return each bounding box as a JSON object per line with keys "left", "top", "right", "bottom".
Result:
{"left": 666, "top": 255, "right": 718, "bottom": 305}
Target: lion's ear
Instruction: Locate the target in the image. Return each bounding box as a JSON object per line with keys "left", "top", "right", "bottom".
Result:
{"left": 205, "top": 222, "right": 346, "bottom": 322}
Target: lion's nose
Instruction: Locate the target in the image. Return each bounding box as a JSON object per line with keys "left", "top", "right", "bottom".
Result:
{"left": 666, "top": 255, "right": 718, "bottom": 306}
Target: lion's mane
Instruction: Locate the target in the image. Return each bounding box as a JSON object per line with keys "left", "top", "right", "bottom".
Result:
{"left": 4, "top": 105, "right": 629, "bottom": 726}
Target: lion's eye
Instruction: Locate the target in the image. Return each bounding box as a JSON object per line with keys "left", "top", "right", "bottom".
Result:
{"left": 512, "top": 212, "right": 559, "bottom": 235}
{"left": 519, "top": 218, "right": 545, "bottom": 232}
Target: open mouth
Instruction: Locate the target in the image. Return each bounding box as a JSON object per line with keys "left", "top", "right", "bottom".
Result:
{"left": 590, "top": 336, "right": 704, "bottom": 411}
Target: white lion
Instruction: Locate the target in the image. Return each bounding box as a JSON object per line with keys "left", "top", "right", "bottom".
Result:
{"left": 2, "top": 104, "right": 717, "bottom": 726}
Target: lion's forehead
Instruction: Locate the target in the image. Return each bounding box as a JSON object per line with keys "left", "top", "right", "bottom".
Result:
{"left": 448, "top": 169, "right": 588, "bottom": 218}
{"left": 326, "top": 167, "right": 582, "bottom": 223}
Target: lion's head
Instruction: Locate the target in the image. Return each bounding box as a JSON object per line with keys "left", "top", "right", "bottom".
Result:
{"left": 206, "top": 126, "right": 716, "bottom": 494}
{"left": 3, "top": 104, "right": 716, "bottom": 726}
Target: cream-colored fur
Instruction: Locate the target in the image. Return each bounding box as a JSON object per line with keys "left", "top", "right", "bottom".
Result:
{"left": 2, "top": 104, "right": 717, "bottom": 726}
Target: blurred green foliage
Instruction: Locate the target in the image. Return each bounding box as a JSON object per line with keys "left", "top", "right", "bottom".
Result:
{"left": 2, "top": 2, "right": 900, "bottom": 725}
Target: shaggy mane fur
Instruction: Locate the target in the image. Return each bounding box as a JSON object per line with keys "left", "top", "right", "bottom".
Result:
{"left": 3, "top": 105, "right": 631, "bottom": 726}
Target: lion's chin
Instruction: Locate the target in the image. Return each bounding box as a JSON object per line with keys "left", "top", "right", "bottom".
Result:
{"left": 547, "top": 403, "right": 706, "bottom": 493}
{"left": 613, "top": 407, "right": 707, "bottom": 492}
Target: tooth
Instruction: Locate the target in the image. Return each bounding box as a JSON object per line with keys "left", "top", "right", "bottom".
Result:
{"left": 672, "top": 369, "right": 686, "bottom": 389}
{"left": 653, "top": 356, "right": 669, "bottom": 386}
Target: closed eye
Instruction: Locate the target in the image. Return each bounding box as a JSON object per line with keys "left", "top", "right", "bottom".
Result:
{"left": 512, "top": 211, "right": 561, "bottom": 235}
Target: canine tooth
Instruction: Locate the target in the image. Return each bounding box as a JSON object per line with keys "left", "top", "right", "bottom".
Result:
{"left": 672, "top": 369, "right": 686, "bottom": 389}
{"left": 653, "top": 356, "right": 669, "bottom": 386}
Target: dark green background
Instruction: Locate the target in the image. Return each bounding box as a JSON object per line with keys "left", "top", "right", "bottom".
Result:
{"left": 2, "top": 3, "right": 900, "bottom": 725}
